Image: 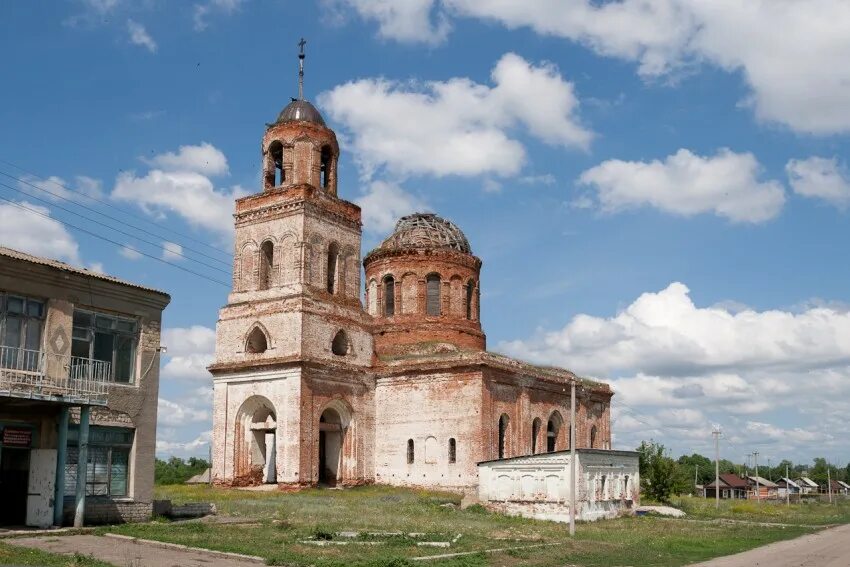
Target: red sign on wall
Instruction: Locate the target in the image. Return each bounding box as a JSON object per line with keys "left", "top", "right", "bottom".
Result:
{"left": 2, "top": 427, "right": 32, "bottom": 447}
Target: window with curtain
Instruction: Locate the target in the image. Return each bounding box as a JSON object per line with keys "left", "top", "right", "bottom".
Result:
{"left": 71, "top": 310, "right": 138, "bottom": 383}
{"left": 64, "top": 426, "right": 133, "bottom": 497}
{"left": 426, "top": 274, "right": 441, "bottom": 316}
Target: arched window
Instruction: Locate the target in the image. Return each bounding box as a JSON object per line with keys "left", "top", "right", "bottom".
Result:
{"left": 531, "top": 418, "right": 541, "bottom": 454}
{"left": 466, "top": 280, "right": 475, "bottom": 320}
{"left": 259, "top": 241, "right": 274, "bottom": 290}
{"left": 383, "top": 275, "right": 395, "bottom": 316}
{"left": 425, "top": 436, "right": 438, "bottom": 464}
{"left": 448, "top": 438, "right": 456, "bottom": 464}
{"left": 331, "top": 330, "right": 349, "bottom": 356}
{"left": 407, "top": 439, "right": 414, "bottom": 464}
{"left": 498, "top": 414, "right": 510, "bottom": 459}
{"left": 327, "top": 242, "right": 339, "bottom": 294}
{"left": 268, "top": 141, "right": 284, "bottom": 187}
{"left": 320, "top": 145, "right": 332, "bottom": 189}
{"left": 426, "top": 274, "right": 441, "bottom": 316}
{"left": 547, "top": 412, "right": 563, "bottom": 453}
{"left": 246, "top": 326, "right": 268, "bottom": 354}
{"left": 590, "top": 425, "right": 598, "bottom": 448}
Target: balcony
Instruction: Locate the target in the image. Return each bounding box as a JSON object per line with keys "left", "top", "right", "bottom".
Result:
{"left": 0, "top": 345, "right": 111, "bottom": 405}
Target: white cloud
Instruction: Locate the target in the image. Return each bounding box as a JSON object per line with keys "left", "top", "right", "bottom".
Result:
{"left": 334, "top": 0, "right": 451, "bottom": 45}
{"left": 17, "top": 174, "right": 103, "bottom": 202}
{"left": 0, "top": 201, "right": 82, "bottom": 265}
{"left": 127, "top": 19, "right": 157, "bottom": 53}
{"left": 787, "top": 156, "right": 850, "bottom": 211}
{"left": 355, "top": 180, "right": 428, "bottom": 234}
{"left": 119, "top": 244, "right": 142, "bottom": 260}
{"left": 161, "top": 325, "right": 216, "bottom": 381}
{"left": 500, "top": 282, "right": 850, "bottom": 458}
{"left": 577, "top": 148, "right": 785, "bottom": 223}
{"left": 142, "top": 142, "right": 229, "bottom": 177}
{"left": 156, "top": 430, "right": 212, "bottom": 457}
{"left": 162, "top": 241, "right": 183, "bottom": 261}
{"left": 341, "top": 0, "right": 850, "bottom": 135}
{"left": 193, "top": 0, "right": 246, "bottom": 31}
{"left": 319, "top": 53, "right": 592, "bottom": 180}
{"left": 518, "top": 174, "right": 556, "bottom": 186}
{"left": 158, "top": 398, "right": 210, "bottom": 427}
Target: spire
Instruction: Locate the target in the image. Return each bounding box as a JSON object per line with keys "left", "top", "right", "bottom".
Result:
{"left": 298, "top": 37, "right": 306, "bottom": 100}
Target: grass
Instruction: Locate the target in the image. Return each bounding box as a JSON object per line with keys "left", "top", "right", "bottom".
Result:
{"left": 673, "top": 495, "right": 850, "bottom": 525}
{"left": 0, "top": 541, "right": 111, "bottom": 567}
{"left": 94, "top": 485, "right": 850, "bottom": 566}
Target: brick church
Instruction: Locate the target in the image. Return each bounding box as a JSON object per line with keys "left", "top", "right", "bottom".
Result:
{"left": 209, "top": 55, "right": 613, "bottom": 490}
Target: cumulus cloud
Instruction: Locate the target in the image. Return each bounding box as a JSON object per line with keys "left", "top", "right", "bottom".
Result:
{"left": 577, "top": 148, "right": 785, "bottom": 223}
{"left": 142, "top": 142, "right": 229, "bottom": 176}
{"left": 339, "top": 0, "right": 850, "bottom": 134}
{"left": 787, "top": 156, "right": 850, "bottom": 210}
{"left": 17, "top": 174, "right": 103, "bottom": 202}
{"left": 162, "top": 241, "right": 183, "bottom": 261}
{"left": 119, "top": 244, "right": 142, "bottom": 260}
{"left": 127, "top": 19, "right": 157, "bottom": 53}
{"left": 158, "top": 398, "right": 210, "bottom": 427}
{"left": 500, "top": 282, "right": 850, "bottom": 458}
{"left": 111, "top": 143, "right": 246, "bottom": 240}
{"left": 161, "top": 325, "right": 216, "bottom": 381}
{"left": 355, "top": 180, "right": 428, "bottom": 234}
{"left": 331, "top": 0, "right": 451, "bottom": 45}
{"left": 156, "top": 430, "right": 212, "bottom": 457}
{"left": 319, "top": 53, "right": 592, "bottom": 180}
{"left": 0, "top": 201, "right": 82, "bottom": 265}
{"left": 193, "top": 0, "right": 246, "bottom": 31}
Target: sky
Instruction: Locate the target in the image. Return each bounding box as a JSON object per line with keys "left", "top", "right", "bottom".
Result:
{"left": 2, "top": 0, "right": 850, "bottom": 469}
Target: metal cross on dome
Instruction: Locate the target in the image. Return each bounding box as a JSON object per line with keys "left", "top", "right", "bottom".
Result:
{"left": 298, "top": 37, "right": 306, "bottom": 100}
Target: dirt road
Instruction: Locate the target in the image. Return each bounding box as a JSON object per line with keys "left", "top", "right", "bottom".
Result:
{"left": 691, "top": 522, "right": 850, "bottom": 566}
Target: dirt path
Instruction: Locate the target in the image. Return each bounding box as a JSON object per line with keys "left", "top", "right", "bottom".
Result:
{"left": 5, "top": 534, "right": 263, "bottom": 567}
{"left": 690, "top": 522, "right": 850, "bottom": 566}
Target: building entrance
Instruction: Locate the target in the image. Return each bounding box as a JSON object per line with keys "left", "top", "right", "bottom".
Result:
{"left": 0, "top": 447, "right": 30, "bottom": 525}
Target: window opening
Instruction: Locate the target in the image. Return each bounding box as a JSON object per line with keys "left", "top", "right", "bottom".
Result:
{"left": 498, "top": 414, "right": 509, "bottom": 459}
{"left": 331, "top": 330, "right": 349, "bottom": 356}
{"left": 246, "top": 326, "right": 268, "bottom": 354}
{"left": 65, "top": 425, "right": 133, "bottom": 497}
{"left": 531, "top": 418, "right": 541, "bottom": 454}
{"left": 383, "top": 276, "right": 395, "bottom": 317}
{"left": 259, "top": 241, "right": 274, "bottom": 290}
{"left": 269, "top": 142, "right": 284, "bottom": 187}
{"left": 320, "top": 146, "right": 332, "bottom": 189}
{"left": 0, "top": 294, "right": 45, "bottom": 372}
{"left": 327, "top": 243, "right": 339, "bottom": 294}
{"left": 407, "top": 439, "right": 414, "bottom": 464}
{"left": 590, "top": 425, "right": 598, "bottom": 448}
{"left": 448, "top": 438, "right": 456, "bottom": 464}
{"left": 426, "top": 274, "right": 441, "bottom": 316}
{"left": 465, "top": 280, "right": 474, "bottom": 319}
{"left": 547, "top": 415, "right": 561, "bottom": 453}
{"left": 71, "top": 310, "right": 137, "bottom": 383}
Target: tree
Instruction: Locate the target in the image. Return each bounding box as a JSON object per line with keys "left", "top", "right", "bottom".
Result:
{"left": 677, "top": 453, "right": 714, "bottom": 486}
{"left": 637, "top": 440, "right": 678, "bottom": 503}
{"left": 155, "top": 456, "right": 210, "bottom": 485}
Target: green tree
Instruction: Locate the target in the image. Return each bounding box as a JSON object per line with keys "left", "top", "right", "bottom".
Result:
{"left": 677, "top": 453, "right": 714, "bottom": 486}
{"left": 637, "top": 440, "right": 678, "bottom": 503}
{"left": 155, "top": 456, "right": 210, "bottom": 485}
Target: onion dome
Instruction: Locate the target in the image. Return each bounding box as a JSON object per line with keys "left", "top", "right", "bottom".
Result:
{"left": 277, "top": 99, "right": 326, "bottom": 126}
{"left": 375, "top": 213, "right": 471, "bottom": 255}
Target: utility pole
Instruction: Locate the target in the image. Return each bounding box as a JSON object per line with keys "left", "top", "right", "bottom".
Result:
{"left": 785, "top": 464, "right": 790, "bottom": 507}
{"left": 695, "top": 464, "right": 699, "bottom": 496}
{"left": 827, "top": 464, "right": 833, "bottom": 505}
{"left": 753, "top": 451, "right": 761, "bottom": 503}
{"left": 569, "top": 379, "right": 577, "bottom": 536}
{"left": 767, "top": 458, "right": 772, "bottom": 481}
{"left": 712, "top": 428, "right": 721, "bottom": 509}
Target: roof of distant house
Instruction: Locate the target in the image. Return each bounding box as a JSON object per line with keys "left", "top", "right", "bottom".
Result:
{"left": 705, "top": 473, "right": 748, "bottom": 489}
{"left": 776, "top": 477, "right": 800, "bottom": 489}
{"left": 797, "top": 477, "right": 819, "bottom": 487}
{"left": 0, "top": 245, "right": 169, "bottom": 297}
{"left": 746, "top": 475, "right": 778, "bottom": 488}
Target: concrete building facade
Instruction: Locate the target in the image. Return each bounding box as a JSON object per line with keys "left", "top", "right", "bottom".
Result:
{"left": 209, "top": 83, "right": 616, "bottom": 493}
{"left": 0, "top": 247, "right": 169, "bottom": 527}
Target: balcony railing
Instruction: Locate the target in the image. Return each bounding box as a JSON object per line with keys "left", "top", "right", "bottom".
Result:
{"left": 0, "top": 345, "right": 111, "bottom": 405}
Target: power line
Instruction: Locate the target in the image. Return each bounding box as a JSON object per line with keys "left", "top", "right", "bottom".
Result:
{"left": 0, "top": 179, "right": 231, "bottom": 276}
{"left": 0, "top": 196, "right": 231, "bottom": 288}
{"left": 0, "top": 160, "right": 233, "bottom": 257}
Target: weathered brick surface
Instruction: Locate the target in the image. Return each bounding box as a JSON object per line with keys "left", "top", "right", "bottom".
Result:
{"left": 210, "top": 108, "right": 613, "bottom": 492}
{"left": 63, "top": 500, "right": 153, "bottom": 525}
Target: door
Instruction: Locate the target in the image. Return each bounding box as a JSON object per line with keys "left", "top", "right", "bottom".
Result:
{"left": 0, "top": 447, "right": 30, "bottom": 525}
{"left": 26, "top": 449, "right": 56, "bottom": 528}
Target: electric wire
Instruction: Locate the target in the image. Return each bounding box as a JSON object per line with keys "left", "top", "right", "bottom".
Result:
{"left": 0, "top": 159, "right": 232, "bottom": 257}
{"left": 0, "top": 179, "right": 231, "bottom": 276}
{"left": 0, "top": 196, "right": 231, "bottom": 288}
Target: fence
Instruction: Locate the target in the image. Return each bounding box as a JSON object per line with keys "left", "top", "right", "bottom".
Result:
{"left": 0, "top": 345, "right": 111, "bottom": 404}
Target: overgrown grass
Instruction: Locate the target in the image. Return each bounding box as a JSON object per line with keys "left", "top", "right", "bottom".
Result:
{"left": 94, "top": 485, "right": 842, "bottom": 566}
{"left": 0, "top": 541, "right": 111, "bottom": 567}
{"left": 673, "top": 495, "right": 850, "bottom": 525}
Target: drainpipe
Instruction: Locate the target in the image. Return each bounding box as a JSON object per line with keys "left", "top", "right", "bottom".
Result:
{"left": 53, "top": 406, "right": 69, "bottom": 526}
{"left": 73, "top": 406, "right": 90, "bottom": 528}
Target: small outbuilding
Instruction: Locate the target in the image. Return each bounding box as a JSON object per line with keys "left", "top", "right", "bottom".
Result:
{"left": 775, "top": 477, "right": 800, "bottom": 497}
{"left": 796, "top": 476, "right": 819, "bottom": 494}
{"left": 703, "top": 473, "right": 748, "bottom": 499}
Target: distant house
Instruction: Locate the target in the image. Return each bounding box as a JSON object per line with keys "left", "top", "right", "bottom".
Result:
{"left": 828, "top": 480, "right": 850, "bottom": 496}
{"left": 796, "top": 476, "right": 819, "bottom": 494}
{"left": 704, "top": 473, "right": 748, "bottom": 499}
{"left": 745, "top": 476, "right": 779, "bottom": 499}
{"left": 775, "top": 477, "right": 800, "bottom": 497}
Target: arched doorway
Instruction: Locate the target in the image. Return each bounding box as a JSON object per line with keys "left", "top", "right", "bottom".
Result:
{"left": 234, "top": 396, "right": 277, "bottom": 484}
{"left": 318, "top": 402, "right": 351, "bottom": 486}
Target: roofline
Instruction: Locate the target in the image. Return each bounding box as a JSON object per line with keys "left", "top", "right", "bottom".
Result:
{"left": 477, "top": 448, "right": 639, "bottom": 466}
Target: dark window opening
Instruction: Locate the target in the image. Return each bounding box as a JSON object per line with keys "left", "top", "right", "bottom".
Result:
{"left": 590, "top": 425, "right": 598, "bottom": 448}
{"left": 269, "top": 142, "right": 284, "bottom": 187}
{"left": 246, "top": 326, "right": 268, "bottom": 354}
{"left": 448, "top": 438, "right": 456, "bottom": 464}
{"left": 547, "top": 419, "right": 558, "bottom": 453}
{"left": 531, "top": 418, "right": 541, "bottom": 454}
{"left": 259, "top": 241, "right": 274, "bottom": 290}
{"left": 407, "top": 439, "right": 414, "bottom": 464}
{"left": 465, "top": 280, "right": 474, "bottom": 320}
{"left": 498, "top": 414, "right": 509, "bottom": 459}
{"left": 71, "top": 310, "right": 137, "bottom": 383}
{"left": 426, "top": 274, "right": 441, "bottom": 316}
{"left": 327, "top": 242, "right": 339, "bottom": 294}
{"left": 320, "top": 146, "right": 332, "bottom": 189}
{"left": 383, "top": 276, "right": 395, "bottom": 317}
{"left": 331, "top": 330, "right": 349, "bottom": 356}
{"left": 0, "top": 294, "right": 45, "bottom": 372}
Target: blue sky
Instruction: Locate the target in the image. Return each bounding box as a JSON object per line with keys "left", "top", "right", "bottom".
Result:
{"left": 3, "top": 1, "right": 850, "bottom": 468}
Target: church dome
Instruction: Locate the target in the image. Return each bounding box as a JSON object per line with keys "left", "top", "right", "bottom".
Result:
{"left": 277, "top": 99, "right": 326, "bottom": 126}
{"left": 376, "top": 213, "right": 472, "bottom": 255}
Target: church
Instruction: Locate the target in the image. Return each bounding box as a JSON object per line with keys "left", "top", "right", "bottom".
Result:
{"left": 209, "top": 53, "right": 614, "bottom": 491}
